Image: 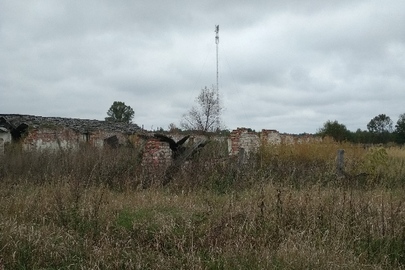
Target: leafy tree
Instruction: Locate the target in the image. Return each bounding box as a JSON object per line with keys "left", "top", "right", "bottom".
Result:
{"left": 366, "top": 114, "right": 394, "bottom": 144}
{"left": 181, "top": 86, "right": 223, "bottom": 132}
{"left": 367, "top": 114, "right": 393, "bottom": 133}
{"left": 105, "top": 101, "right": 135, "bottom": 123}
{"left": 395, "top": 113, "right": 405, "bottom": 144}
{"left": 317, "top": 120, "right": 351, "bottom": 142}
{"left": 351, "top": 128, "right": 373, "bottom": 144}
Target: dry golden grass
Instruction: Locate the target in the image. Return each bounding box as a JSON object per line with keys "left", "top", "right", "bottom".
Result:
{"left": 0, "top": 142, "right": 405, "bottom": 269}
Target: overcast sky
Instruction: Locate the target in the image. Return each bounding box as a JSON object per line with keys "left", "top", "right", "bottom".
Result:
{"left": 1, "top": 1, "right": 404, "bottom": 134}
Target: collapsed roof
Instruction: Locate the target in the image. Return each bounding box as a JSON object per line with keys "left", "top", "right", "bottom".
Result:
{"left": 0, "top": 114, "right": 141, "bottom": 135}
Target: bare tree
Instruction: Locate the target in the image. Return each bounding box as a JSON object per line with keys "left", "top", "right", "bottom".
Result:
{"left": 168, "top": 123, "right": 180, "bottom": 132}
{"left": 181, "top": 86, "right": 222, "bottom": 132}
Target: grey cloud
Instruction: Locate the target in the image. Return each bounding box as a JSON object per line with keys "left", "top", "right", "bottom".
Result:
{"left": 1, "top": 0, "right": 405, "bottom": 134}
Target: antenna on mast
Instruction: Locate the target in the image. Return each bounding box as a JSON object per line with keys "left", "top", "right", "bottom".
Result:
{"left": 215, "top": 25, "right": 219, "bottom": 101}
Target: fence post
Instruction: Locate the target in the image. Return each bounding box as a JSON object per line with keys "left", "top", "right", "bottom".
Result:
{"left": 238, "top": 148, "right": 246, "bottom": 165}
{"left": 336, "top": 149, "right": 345, "bottom": 178}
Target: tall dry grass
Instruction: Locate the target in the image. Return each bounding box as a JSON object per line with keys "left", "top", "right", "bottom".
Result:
{"left": 0, "top": 141, "right": 405, "bottom": 269}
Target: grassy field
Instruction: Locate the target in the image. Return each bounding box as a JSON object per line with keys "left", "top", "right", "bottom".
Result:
{"left": 0, "top": 141, "right": 405, "bottom": 269}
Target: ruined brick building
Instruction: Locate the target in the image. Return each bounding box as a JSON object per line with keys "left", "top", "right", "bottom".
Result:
{"left": 0, "top": 114, "right": 321, "bottom": 163}
{"left": 0, "top": 114, "right": 141, "bottom": 151}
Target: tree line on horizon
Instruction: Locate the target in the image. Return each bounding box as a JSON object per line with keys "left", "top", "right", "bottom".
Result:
{"left": 317, "top": 113, "right": 405, "bottom": 144}
{"left": 103, "top": 99, "right": 405, "bottom": 145}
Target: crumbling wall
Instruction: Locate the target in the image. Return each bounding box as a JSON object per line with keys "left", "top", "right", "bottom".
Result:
{"left": 0, "top": 138, "right": 4, "bottom": 157}
{"left": 0, "top": 129, "right": 11, "bottom": 157}
{"left": 21, "top": 127, "right": 132, "bottom": 151}
{"left": 0, "top": 128, "right": 12, "bottom": 144}
{"left": 296, "top": 134, "right": 323, "bottom": 144}
{"left": 228, "top": 128, "right": 260, "bottom": 156}
{"left": 138, "top": 137, "right": 173, "bottom": 187}
{"left": 136, "top": 133, "right": 217, "bottom": 172}
{"left": 22, "top": 127, "right": 80, "bottom": 151}
{"left": 0, "top": 114, "right": 324, "bottom": 167}
{"left": 261, "top": 129, "right": 282, "bottom": 144}
{"left": 0, "top": 114, "right": 140, "bottom": 151}
{"left": 141, "top": 138, "right": 172, "bottom": 168}
{"left": 136, "top": 134, "right": 196, "bottom": 167}
{"left": 88, "top": 130, "right": 129, "bottom": 148}
{"left": 228, "top": 128, "right": 322, "bottom": 156}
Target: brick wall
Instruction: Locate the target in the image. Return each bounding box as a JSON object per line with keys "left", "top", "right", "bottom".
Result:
{"left": 22, "top": 127, "right": 80, "bottom": 151}
{"left": 0, "top": 114, "right": 139, "bottom": 151}
{"left": 227, "top": 128, "right": 260, "bottom": 156}
{"left": 0, "top": 114, "right": 323, "bottom": 166}
{"left": 228, "top": 128, "right": 322, "bottom": 156}
{"left": 0, "top": 138, "right": 4, "bottom": 157}
{"left": 141, "top": 138, "right": 172, "bottom": 168}
{"left": 0, "top": 129, "right": 12, "bottom": 144}
{"left": 0, "top": 128, "right": 11, "bottom": 157}
{"left": 21, "top": 127, "right": 131, "bottom": 151}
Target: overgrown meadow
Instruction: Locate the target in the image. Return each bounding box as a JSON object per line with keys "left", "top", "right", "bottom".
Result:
{"left": 1, "top": 140, "right": 405, "bottom": 269}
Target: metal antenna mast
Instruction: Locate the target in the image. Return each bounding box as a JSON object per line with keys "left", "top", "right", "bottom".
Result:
{"left": 215, "top": 25, "right": 219, "bottom": 101}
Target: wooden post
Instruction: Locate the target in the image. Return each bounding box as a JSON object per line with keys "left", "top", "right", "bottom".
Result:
{"left": 336, "top": 149, "right": 345, "bottom": 178}
{"left": 238, "top": 148, "right": 246, "bottom": 165}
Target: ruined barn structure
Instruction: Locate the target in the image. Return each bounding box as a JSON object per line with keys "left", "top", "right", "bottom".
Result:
{"left": 0, "top": 114, "right": 141, "bottom": 151}
{"left": 0, "top": 114, "right": 322, "bottom": 162}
